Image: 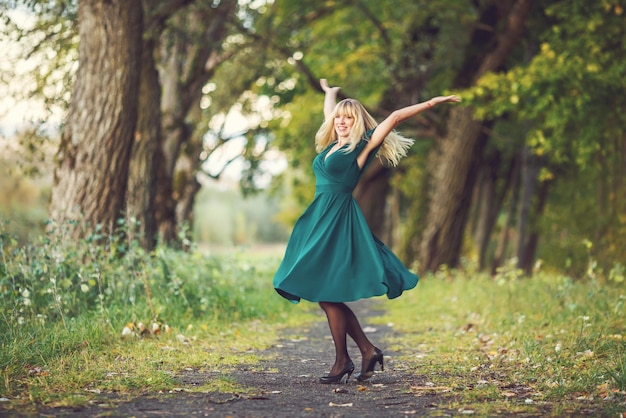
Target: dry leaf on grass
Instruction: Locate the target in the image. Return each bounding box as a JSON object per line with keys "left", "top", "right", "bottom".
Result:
{"left": 121, "top": 320, "right": 170, "bottom": 339}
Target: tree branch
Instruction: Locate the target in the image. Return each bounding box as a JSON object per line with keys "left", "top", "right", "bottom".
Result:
{"left": 475, "top": 0, "right": 534, "bottom": 81}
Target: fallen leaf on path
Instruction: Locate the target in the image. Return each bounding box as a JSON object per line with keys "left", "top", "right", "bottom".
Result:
{"left": 329, "top": 402, "right": 353, "bottom": 407}
{"left": 357, "top": 386, "right": 368, "bottom": 392}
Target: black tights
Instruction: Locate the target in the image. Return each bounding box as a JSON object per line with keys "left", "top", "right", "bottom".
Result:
{"left": 318, "top": 301, "right": 377, "bottom": 375}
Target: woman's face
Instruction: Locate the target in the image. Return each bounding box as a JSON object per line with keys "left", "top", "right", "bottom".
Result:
{"left": 334, "top": 113, "right": 355, "bottom": 140}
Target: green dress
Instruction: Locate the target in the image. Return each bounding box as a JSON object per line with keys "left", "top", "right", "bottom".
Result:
{"left": 273, "top": 131, "right": 419, "bottom": 303}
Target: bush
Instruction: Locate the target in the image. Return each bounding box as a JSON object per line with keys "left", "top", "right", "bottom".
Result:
{"left": 0, "top": 220, "right": 289, "bottom": 395}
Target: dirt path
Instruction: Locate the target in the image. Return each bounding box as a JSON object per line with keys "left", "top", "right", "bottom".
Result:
{"left": 36, "top": 300, "right": 447, "bottom": 417}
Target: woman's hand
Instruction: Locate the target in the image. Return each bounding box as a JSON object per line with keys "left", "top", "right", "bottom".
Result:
{"left": 321, "top": 78, "right": 341, "bottom": 94}
{"left": 429, "top": 95, "right": 461, "bottom": 107}
{"left": 321, "top": 79, "right": 341, "bottom": 119}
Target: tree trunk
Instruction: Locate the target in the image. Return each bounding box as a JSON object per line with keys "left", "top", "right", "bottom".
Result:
{"left": 419, "top": 108, "right": 489, "bottom": 270}
{"left": 126, "top": 0, "right": 194, "bottom": 250}
{"left": 49, "top": 0, "right": 143, "bottom": 239}
{"left": 515, "top": 145, "right": 541, "bottom": 270}
{"left": 417, "top": 0, "right": 533, "bottom": 272}
{"left": 127, "top": 34, "right": 160, "bottom": 250}
{"left": 479, "top": 153, "right": 517, "bottom": 269}
{"left": 354, "top": 161, "right": 392, "bottom": 240}
{"left": 519, "top": 178, "right": 550, "bottom": 274}
{"left": 474, "top": 150, "right": 510, "bottom": 270}
{"left": 174, "top": 105, "right": 203, "bottom": 238}
{"left": 155, "top": 1, "right": 237, "bottom": 244}
{"left": 491, "top": 153, "right": 521, "bottom": 274}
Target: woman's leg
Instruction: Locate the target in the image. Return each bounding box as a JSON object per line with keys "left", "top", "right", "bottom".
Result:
{"left": 319, "top": 301, "right": 352, "bottom": 375}
{"left": 336, "top": 303, "right": 378, "bottom": 373}
{"left": 319, "top": 302, "right": 378, "bottom": 375}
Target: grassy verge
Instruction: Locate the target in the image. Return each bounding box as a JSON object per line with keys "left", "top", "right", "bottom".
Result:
{"left": 0, "top": 229, "right": 317, "bottom": 412}
{"left": 376, "top": 268, "right": 626, "bottom": 416}
{"left": 2, "top": 227, "right": 624, "bottom": 416}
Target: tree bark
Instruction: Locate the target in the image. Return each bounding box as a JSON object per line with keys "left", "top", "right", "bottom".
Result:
{"left": 126, "top": 0, "right": 195, "bottom": 250}
{"left": 519, "top": 178, "right": 550, "bottom": 275}
{"left": 127, "top": 30, "right": 160, "bottom": 250}
{"left": 174, "top": 104, "right": 203, "bottom": 238}
{"left": 417, "top": 0, "right": 533, "bottom": 271}
{"left": 419, "top": 108, "right": 489, "bottom": 270}
{"left": 491, "top": 152, "right": 521, "bottom": 274}
{"left": 515, "top": 145, "right": 541, "bottom": 270}
{"left": 473, "top": 150, "right": 508, "bottom": 270}
{"left": 49, "top": 0, "right": 143, "bottom": 239}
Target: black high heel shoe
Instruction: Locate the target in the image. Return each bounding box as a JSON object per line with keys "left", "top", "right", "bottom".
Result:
{"left": 356, "top": 347, "right": 384, "bottom": 381}
{"left": 319, "top": 360, "right": 355, "bottom": 384}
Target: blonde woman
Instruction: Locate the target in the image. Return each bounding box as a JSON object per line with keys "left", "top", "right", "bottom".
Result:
{"left": 273, "top": 79, "right": 460, "bottom": 383}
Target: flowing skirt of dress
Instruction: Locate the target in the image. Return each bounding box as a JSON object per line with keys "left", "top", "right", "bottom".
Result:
{"left": 273, "top": 189, "right": 418, "bottom": 304}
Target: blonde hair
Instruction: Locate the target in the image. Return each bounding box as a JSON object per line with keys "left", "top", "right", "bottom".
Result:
{"left": 314, "top": 99, "right": 414, "bottom": 167}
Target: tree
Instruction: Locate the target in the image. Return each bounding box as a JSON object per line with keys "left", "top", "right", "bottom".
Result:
{"left": 414, "top": 0, "right": 534, "bottom": 272}
{"left": 463, "top": 0, "right": 626, "bottom": 273}
{"left": 48, "top": 0, "right": 143, "bottom": 239}
{"left": 6, "top": 0, "right": 243, "bottom": 248}
{"left": 126, "top": 0, "right": 195, "bottom": 250}
{"left": 130, "top": 0, "right": 237, "bottom": 248}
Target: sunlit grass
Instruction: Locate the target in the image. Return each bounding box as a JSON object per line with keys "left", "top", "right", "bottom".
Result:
{"left": 376, "top": 269, "right": 626, "bottom": 416}
{"left": 2, "top": 316, "right": 313, "bottom": 410}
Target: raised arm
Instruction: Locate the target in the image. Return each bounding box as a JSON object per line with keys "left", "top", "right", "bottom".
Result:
{"left": 357, "top": 95, "right": 461, "bottom": 168}
{"left": 369, "top": 95, "right": 461, "bottom": 147}
{"left": 321, "top": 79, "right": 341, "bottom": 120}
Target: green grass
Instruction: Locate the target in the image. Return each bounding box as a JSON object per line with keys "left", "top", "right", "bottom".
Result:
{"left": 1, "top": 224, "right": 624, "bottom": 415}
{"left": 376, "top": 268, "right": 626, "bottom": 416}
{"left": 0, "top": 226, "right": 317, "bottom": 412}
